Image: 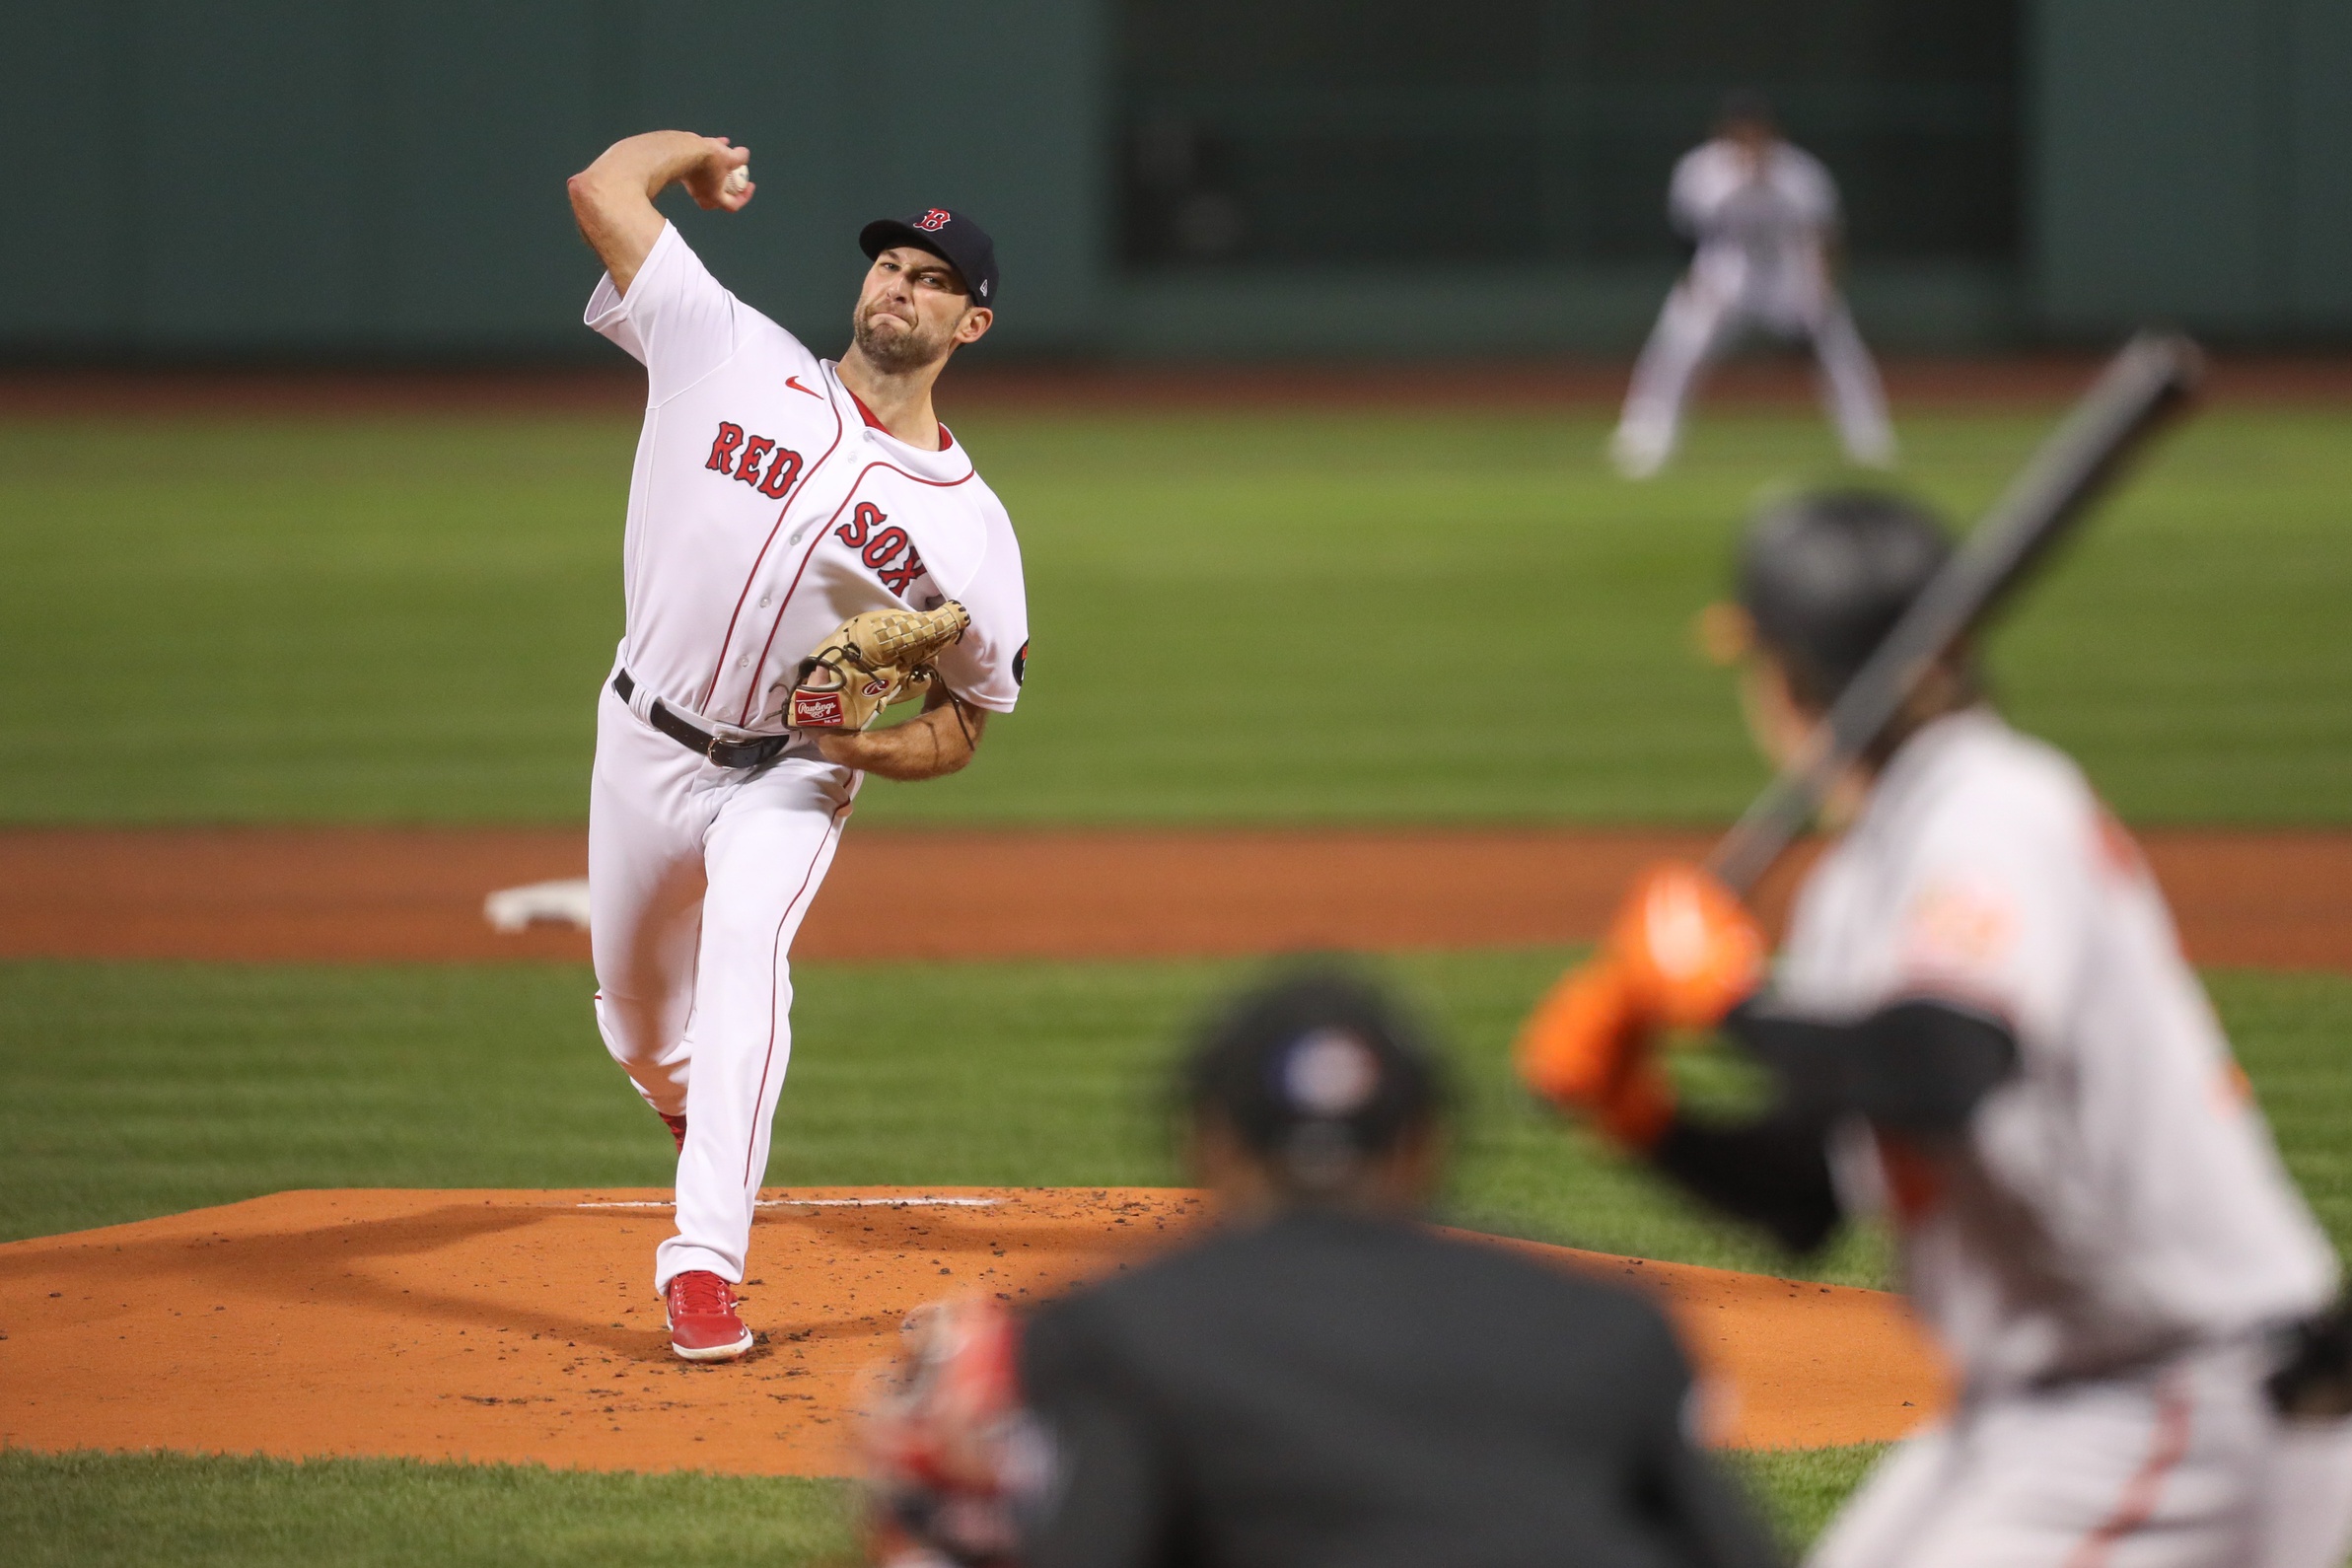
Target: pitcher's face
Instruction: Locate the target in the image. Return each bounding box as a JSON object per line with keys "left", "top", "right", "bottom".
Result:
{"left": 851, "top": 246, "right": 990, "bottom": 371}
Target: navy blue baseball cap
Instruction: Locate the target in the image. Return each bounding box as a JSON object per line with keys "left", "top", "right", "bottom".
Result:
{"left": 859, "top": 208, "right": 998, "bottom": 308}
{"left": 1182, "top": 963, "right": 1448, "bottom": 1190}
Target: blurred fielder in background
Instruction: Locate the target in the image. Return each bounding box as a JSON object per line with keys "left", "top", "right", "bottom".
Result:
{"left": 1611, "top": 95, "right": 1896, "bottom": 480}
{"left": 1520, "top": 490, "right": 2352, "bottom": 1567}
{"left": 865, "top": 966, "right": 1776, "bottom": 1568}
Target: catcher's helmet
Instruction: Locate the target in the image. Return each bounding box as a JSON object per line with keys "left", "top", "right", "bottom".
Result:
{"left": 1184, "top": 964, "right": 1446, "bottom": 1193}
{"left": 1736, "top": 489, "right": 1954, "bottom": 706}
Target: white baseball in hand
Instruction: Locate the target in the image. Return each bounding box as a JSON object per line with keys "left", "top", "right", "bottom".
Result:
{"left": 724, "top": 165, "right": 751, "bottom": 197}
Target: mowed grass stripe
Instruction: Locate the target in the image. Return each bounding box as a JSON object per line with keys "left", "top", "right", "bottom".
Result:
{"left": 2, "top": 955, "right": 2335, "bottom": 1565}
{"left": 0, "top": 1445, "right": 1882, "bottom": 1566}
{"left": 0, "top": 1451, "right": 858, "bottom": 1568}
{"left": 0, "top": 407, "right": 2345, "bottom": 825}
{"left": 4, "top": 957, "right": 2345, "bottom": 1286}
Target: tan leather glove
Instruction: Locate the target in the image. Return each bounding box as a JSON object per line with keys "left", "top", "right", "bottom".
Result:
{"left": 786, "top": 602, "right": 970, "bottom": 732}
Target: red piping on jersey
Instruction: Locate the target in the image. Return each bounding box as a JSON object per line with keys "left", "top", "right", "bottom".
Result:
{"left": 2060, "top": 1376, "right": 2193, "bottom": 1568}
{"left": 729, "top": 458, "right": 977, "bottom": 727}
{"left": 744, "top": 797, "right": 853, "bottom": 1188}
{"left": 845, "top": 386, "right": 952, "bottom": 450}
{"left": 695, "top": 392, "right": 847, "bottom": 711}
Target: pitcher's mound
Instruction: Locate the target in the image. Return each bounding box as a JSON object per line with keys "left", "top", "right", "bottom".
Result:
{"left": 0, "top": 1187, "right": 1945, "bottom": 1474}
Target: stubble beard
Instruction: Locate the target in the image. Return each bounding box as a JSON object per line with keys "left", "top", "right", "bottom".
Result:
{"left": 852, "top": 301, "right": 953, "bottom": 375}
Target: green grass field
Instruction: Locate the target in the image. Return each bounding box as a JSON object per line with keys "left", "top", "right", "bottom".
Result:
{"left": 0, "top": 1446, "right": 1883, "bottom": 1568}
{"left": 1, "top": 406, "right": 2346, "bottom": 825}
{"left": 3, "top": 955, "right": 2348, "bottom": 1563}
{"left": 9, "top": 956, "right": 2351, "bottom": 1269}
{"left": 4, "top": 397, "right": 2350, "bottom": 1565}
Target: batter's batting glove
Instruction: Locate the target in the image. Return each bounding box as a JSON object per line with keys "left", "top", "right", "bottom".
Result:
{"left": 1606, "top": 862, "right": 1766, "bottom": 1029}
{"left": 1516, "top": 958, "right": 1676, "bottom": 1150}
{"left": 1516, "top": 864, "right": 1764, "bottom": 1151}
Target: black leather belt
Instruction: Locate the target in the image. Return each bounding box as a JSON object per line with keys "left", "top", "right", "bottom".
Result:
{"left": 612, "top": 671, "right": 793, "bottom": 769}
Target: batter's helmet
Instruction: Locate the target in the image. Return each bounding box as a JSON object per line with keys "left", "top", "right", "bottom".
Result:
{"left": 1736, "top": 489, "right": 1955, "bottom": 707}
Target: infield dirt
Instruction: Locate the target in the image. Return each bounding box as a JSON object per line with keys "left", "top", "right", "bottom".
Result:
{"left": 2, "top": 820, "right": 2327, "bottom": 1477}
{"left": 0, "top": 1186, "right": 1946, "bottom": 1475}
{"left": 2, "top": 825, "right": 2347, "bottom": 969}
{"left": 0, "top": 822, "right": 2342, "bottom": 968}
{"left": 7, "top": 356, "right": 2351, "bottom": 420}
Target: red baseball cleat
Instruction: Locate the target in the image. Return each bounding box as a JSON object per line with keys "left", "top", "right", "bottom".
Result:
{"left": 660, "top": 1112, "right": 686, "bottom": 1153}
{"left": 665, "top": 1270, "right": 754, "bottom": 1362}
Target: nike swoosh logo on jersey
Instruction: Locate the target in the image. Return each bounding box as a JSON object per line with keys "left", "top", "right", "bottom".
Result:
{"left": 785, "top": 376, "right": 821, "bottom": 398}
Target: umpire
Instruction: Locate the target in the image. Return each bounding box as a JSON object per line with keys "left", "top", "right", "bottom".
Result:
{"left": 1001, "top": 966, "right": 1774, "bottom": 1568}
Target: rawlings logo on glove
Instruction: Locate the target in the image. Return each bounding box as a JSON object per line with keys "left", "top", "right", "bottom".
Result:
{"left": 784, "top": 602, "right": 970, "bottom": 732}
{"left": 790, "top": 689, "right": 847, "bottom": 728}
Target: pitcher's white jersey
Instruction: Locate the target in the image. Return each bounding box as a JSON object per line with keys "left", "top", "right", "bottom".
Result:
{"left": 1670, "top": 138, "right": 1838, "bottom": 321}
{"left": 587, "top": 221, "right": 1028, "bottom": 732}
{"left": 1613, "top": 137, "right": 1890, "bottom": 477}
{"left": 1776, "top": 709, "right": 2334, "bottom": 1394}
{"left": 581, "top": 221, "right": 1027, "bottom": 1303}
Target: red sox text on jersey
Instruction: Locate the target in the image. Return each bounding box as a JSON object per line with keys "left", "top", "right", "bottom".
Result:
{"left": 703, "top": 423, "right": 929, "bottom": 597}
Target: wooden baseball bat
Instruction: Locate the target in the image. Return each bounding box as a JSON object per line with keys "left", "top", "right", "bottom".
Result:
{"left": 1704, "top": 331, "right": 2206, "bottom": 896}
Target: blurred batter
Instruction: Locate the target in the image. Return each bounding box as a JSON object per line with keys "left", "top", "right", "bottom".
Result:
{"left": 1520, "top": 490, "right": 2352, "bottom": 1568}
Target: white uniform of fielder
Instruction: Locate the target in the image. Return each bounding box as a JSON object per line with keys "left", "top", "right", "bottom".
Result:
{"left": 585, "top": 221, "right": 1027, "bottom": 1296}
{"left": 1778, "top": 709, "right": 2352, "bottom": 1568}
{"left": 1612, "top": 134, "right": 1895, "bottom": 477}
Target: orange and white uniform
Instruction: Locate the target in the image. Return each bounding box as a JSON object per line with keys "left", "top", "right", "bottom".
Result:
{"left": 1776, "top": 709, "right": 2347, "bottom": 1568}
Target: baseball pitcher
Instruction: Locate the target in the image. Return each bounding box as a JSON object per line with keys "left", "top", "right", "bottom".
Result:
{"left": 1520, "top": 491, "right": 2352, "bottom": 1566}
{"left": 567, "top": 132, "right": 1028, "bottom": 1361}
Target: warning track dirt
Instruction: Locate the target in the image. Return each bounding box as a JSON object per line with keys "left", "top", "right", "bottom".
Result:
{"left": 2, "top": 825, "right": 2345, "bottom": 969}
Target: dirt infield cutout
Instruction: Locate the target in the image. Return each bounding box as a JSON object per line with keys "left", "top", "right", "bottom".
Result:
{"left": 0, "top": 1187, "right": 1947, "bottom": 1474}
{"left": 3, "top": 825, "right": 2346, "bottom": 969}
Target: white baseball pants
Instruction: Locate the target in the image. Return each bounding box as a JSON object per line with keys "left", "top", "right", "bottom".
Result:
{"left": 1808, "top": 1342, "right": 2352, "bottom": 1568}
{"left": 588, "top": 677, "right": 858, "bottom": 1293}
{"left": 1615, "top": 278, "right": 1894, "bottom": 469}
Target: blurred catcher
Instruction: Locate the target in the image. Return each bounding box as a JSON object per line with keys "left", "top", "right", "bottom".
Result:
{"left": 1520, "top": 489, "right": 2352, "bottom": 1568}
{"left": 862, "top": 965, "right": 1776, "bottom": 1568}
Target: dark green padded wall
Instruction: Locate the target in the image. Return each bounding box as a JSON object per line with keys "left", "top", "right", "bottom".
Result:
{"left": 2287, "top": 0, "right": 2352, "bottom": 324}
{"left": 6, "top": 1, "right": 2348, "bottom": 354}
{"left": 0, "top": 0, "right": 1107, "bottom": 356}
{"left": 2031, "top": 0, "right": 2352, "bottom": 337}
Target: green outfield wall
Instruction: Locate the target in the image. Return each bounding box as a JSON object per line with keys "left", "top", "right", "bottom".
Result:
{"left": 2031, "top": 0, "right": 2352, "bottom": 337}
{"left": 1, "top": 1, "right": 2343, "bottom": 358}
{"left": 0, "top": 0, "right": 1108, "bottom": 359}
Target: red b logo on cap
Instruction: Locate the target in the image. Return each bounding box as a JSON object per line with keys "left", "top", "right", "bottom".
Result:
{"left": 915, "top": 209, "right": 951, "bottom": 232}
